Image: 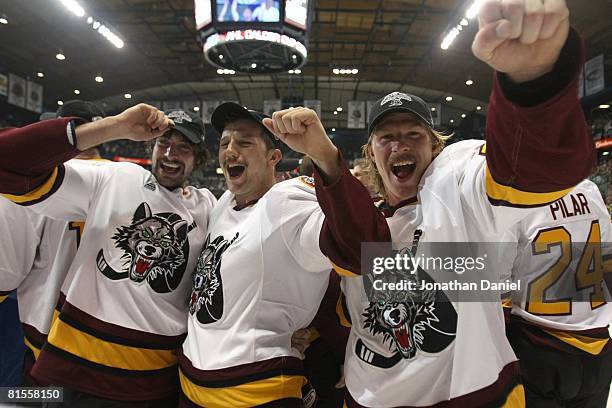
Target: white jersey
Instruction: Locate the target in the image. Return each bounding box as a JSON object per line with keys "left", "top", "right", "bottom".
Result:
{"left": 180, "top": 177, "right": 331, "bottom": 407}
{"left": 340, "top": 141, "right": 526, "bottom": 407}
{"left": 0, "top": 197, "right": 44, "bottom": 300}
{"left": 503, "top": 180, "right": 611, "bottom": 351}
{"left": 2, "top": 159, "right": 216, "bottom": 400}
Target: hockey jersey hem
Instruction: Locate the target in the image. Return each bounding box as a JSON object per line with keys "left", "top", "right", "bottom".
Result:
{"left": 345, "top": 361, "right": 523, "bottom": 408}
{"left": 510, "top": 315, "right": 610, "bottom": 355}
{"left": 179, "top": 353, "right": 306, "bottom": 407}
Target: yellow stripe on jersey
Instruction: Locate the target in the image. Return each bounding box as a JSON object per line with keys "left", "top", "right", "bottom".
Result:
{"left": 331, "top": 261, "right": 359, "bottom": 278}
{"left": 485, "top": 167, "right": 572, "bottom": 207}
{"left": 544, "top": 329, "right": 609, "bottom": 355}
{"left": 502, "top": 384, "right": 526, "bottom": 408}
{"left": 48, "top": 318, "right": 178, "bottom": 371}
{"left": 336, "top": 294, "right": 352, "bottom": 328}
{"left": 24, "top": 336, "right": 42, "bottom": 360}
{"left": 0, "top": 295, "right": 7, "bottom": 303}
{"left": 502, "top": 298, "right": 513, "bottom": 309}
{"left": 1, "top": 167, "right": 60, "bottom": 204}
{"left": 179, "top": 370, "right": 305, "bottom": 408}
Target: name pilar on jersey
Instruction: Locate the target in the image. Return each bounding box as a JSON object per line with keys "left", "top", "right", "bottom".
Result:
{"left": 548, "top": 192, "right": 592, "bottom": 221}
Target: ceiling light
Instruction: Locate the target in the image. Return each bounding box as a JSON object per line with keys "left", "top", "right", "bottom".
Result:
{"left": 74, "top": 89, "right": 80, "bottom": 95}
{"left": 431, "top": 107, "right": 436, "bottom": 112}
{"left": 288, "top": 69, "right": 294, "bottom": 74}
{"left": 59, "top": 0, "right": 86, "bottom": 18}
{"left": 476, "top": 105, "right": 482, "bottom": 111}
{"left": 603, "top": 151, "right": 610, "bottom": 156}
{"left": 465, "top": 79, "right": 474, "bottom": 86}
{"left": 333, "top": 111, "right": 338, "bottom": 115}
{"left": 466, "top": 0, "right": 484, "bottom": 19}
{"left": 124, "top": 93, "right": 132, "bottom": 99}
{"left": 219, "top": 54, "right": 224, "bottom": 60}
{"left": 599, "top": 104, "right": 610, "bottom": 109}
{"left": 57, "top": 100, "right": 64, "bottom": 106}
{"left": 446, "top": 96, "right": 453, "bottom": 102}
{"left": 36, "top": 72, "right": 44, "bottom": 78}
{"left": 193, "top": 106, "right": 200, "bottom": 112}
{"left": 351, "top": 68, "right": 359, "bottom": 74}
{"left": 56, "top": 52, "right": 66, "bottom": 60}
{"left": 251, "top": 63, "right": 257, "bottom": 68}
{"left": 450, "top": 119, "right": 454, "bottom": 124}
{"left": 333, "top": 68, "right": 340, "bottom": 75}
{"left": 331, "top": 128, "right": 336, "bottom": 132}
{"left": 336, "top": 107, "right": 343, "bottom": 112}
{"left": 95, "top": 75, "right": 104, "bottom": 83}
{"left": 0, "top": 16, "right": 8, "bottom": 25}
{"left": 294, "top": 69, "right": 301, "bottom": 74}
{"left": 86, "top": 16, "right": 93, "bottom": 24}
{"left": 461, "top": 113, "right": 467, "bottom": 118}
{"left": 460, "top": 18, "right": 469, "bottom": 26}
{"left": 216, "top": 168, "right": 224, "bottom": 175}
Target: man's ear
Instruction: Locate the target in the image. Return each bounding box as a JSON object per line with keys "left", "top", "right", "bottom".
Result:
{"left": 270, "top": 148, "right": 282, "bottom": 166}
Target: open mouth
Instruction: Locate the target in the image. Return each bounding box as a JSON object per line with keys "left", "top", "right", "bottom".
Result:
{"left": 132, "top": 255, "right": 155, "bottom": 278}
{"left": 393, "top": 323, "right": 411, "bottom": 352}
{"left": 391, "top": 159, "right": 416, "bottom": 180}
{"left": 160, "top": 161, "right": 183, "bottom": 176}
{"left": 227, "top": 164, "right": 246, "bottom": 180}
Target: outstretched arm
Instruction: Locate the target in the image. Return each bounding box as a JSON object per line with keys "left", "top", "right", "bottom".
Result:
{"left": 0, "top": 104, "right": 172, "bottom": 195}
{"left": 474, "top": 0, "right": 594, "bottom": 204}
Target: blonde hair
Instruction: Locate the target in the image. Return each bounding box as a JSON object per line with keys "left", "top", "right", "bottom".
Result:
{"left": 360, "top": 124, "right": 451, "bottom": 199}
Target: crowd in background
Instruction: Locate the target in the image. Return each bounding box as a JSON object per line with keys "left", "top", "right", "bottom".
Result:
{"left": 1, "top": 113, "right": 611, "bottom": 211}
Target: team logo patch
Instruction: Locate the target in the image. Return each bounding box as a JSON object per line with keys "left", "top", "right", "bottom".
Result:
{"left": 167, "top": 110, "right": 192, "bottom": 124}
{"left": 96, "top": 202, "right": 194, "bottom": 293}
{"left": 298, "top": 176, "right": 316, "bottom": 189}
{"left": 359, "top": 247, "right": 457, "bottom": 368}
{"left": 381, "top": 92, "right": 412, "bottom": 107}
{"left": 189, "top": 233, "right": 239, "bottom": 324}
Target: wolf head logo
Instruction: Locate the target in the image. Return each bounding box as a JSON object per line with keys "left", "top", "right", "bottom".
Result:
{"left": 97, "top": 202, "right": 192, "bottom": 293}
{"left": 189, "top": 233, "right": 238, "bottom": 324}
{"left": 363, "top": 248, "right": 457, "bottom": 361}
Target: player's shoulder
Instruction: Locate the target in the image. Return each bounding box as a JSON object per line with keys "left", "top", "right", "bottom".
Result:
{"left": 192, "top": 187, "right": 218, "bottom": 208}
{"left": 442, "top": 139, "right": 486, "bottom": 159}
{"left": 269, "top": 176, "right": 317, "bottom": 197}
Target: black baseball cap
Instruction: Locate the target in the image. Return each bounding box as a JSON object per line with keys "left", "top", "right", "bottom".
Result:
{"left": 165, "top": 109, "right": 206, "bottom": 144}
{"left": 211, "top": 102, "right": 280, "bottom": 148}
{"left": 368, "top": 92, "right": 434, "bottom": 136}
{"left": 39, "top": 100, "right": 106, "bottom": 122}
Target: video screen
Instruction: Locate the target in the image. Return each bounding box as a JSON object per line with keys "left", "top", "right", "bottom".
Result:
{"left": 195, "top": 0, "right": 212, "bottom": 28}
{"left": 284, "top": 0, "right": 308, "bottom": 29}
{"left": 216, "top": 0, "right": 281, "bottom": 23}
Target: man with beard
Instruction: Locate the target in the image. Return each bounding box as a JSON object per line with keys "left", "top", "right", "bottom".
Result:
{"left": 263, "top": 0, "right": 595, "bottom": 406}
{"left": 0, "top": 104, "right": 216, "bottom": 407}
{"left": 179, "top": 103, "right": 331, "bottom": 407}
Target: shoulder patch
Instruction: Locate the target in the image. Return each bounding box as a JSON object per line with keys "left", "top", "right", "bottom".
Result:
{"left": 298, "top": 176, "right": 316, "bottom": 189}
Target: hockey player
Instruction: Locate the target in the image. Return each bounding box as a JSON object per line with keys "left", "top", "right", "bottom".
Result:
{"left": 503, "top": 179, "right": 611, "bottom": 406}
{"left": 0, "top": 104, "right": 216, "bottom": 406}
{"left": 179, "top": 103, "right": 332, "bottom": 407}
{"left": 0, "top": 100, "right": 107, "bottom": 386}
{"left": 262, "top": 0, "right": 595, "bottom": 406}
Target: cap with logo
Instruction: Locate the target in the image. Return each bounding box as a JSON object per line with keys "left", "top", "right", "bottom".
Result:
{"left": 368, "top": 92, "right": 434, "bottom": 136}
{"left": 39, "top": 100, "right": 106, "bottom": 123}
{"left": 211, "top": 102, "right": 280, "bottom": 149}
{"left": 165, "top": 109, "right": 206, "bottom": 144}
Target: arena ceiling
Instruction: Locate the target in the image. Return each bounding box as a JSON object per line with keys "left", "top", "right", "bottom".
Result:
{"left": 0, "top": 0, "right": 611, "bottom": 128}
